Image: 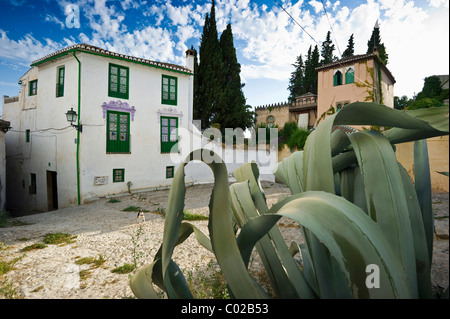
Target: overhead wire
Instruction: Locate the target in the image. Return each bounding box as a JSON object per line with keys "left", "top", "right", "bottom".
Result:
{"left": 273, "top": 0, "right": 321, "bottom": 47}
{"left": 272, "top": 0, "right": 374, "bottom": 106}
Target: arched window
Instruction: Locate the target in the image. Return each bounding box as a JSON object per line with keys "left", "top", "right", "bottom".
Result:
{"left": 336, "top": 103, "right": 343, "bottom": 111}
{"left": 334, "top": 70, "right": 343, "bottom": 86}
{"left": 345, "top": 67, "right": 354, "bottom": 84}
{"left": 267, "top": 115, "right": 275, "bottom": 127}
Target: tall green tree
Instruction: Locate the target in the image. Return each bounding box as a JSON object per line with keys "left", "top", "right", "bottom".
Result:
{"left": 367, "top": 20, "right": 388, "bottom": 65}
{"left": 303, "top": 45, "right": 320, "bottom": 94}
{"left": 191, "top": 45, "right": 199, "bottom": 121}
{"left": 416, "top": 76, "right": 443, "bottom": 100}
{"left": 288, "top": 54, "right": 305, "bottom": 102}
{"left": 195, "top": 0, "right": 226, "bottom": 130}
{"left": 342, "top": 34, "right": 355, "bottom": 58}
{"left": 320, "top": 31, "right": 336, "bottom": 65}
{"left": 219, "top": 23, "right": 254, "bottom": 131}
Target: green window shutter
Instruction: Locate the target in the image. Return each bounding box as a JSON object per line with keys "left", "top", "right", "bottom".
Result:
{"left": 57, "top": 67, "right": 65, "bottom": 97}
{"left": 334, "top": 71, "right": 342, "bottom": 86}
{"left": 160, "top": 116, "right": 178, "bottom": 153}
{"left": 29, "top": 80, "right": 38, "bottom": 96}
{"left": 166, "top": 166, "right": 174, "bottom": 179}
{"left": 29, "top": 173, "right": 36, "bottom": 194}
{"left": 113, "top": 169, "right": 125, "bottom": 182}
{"left": 345, "top": 68, "right": 354, "bottom": 84}
{"left": 161, "top": 75, "right": 177, "bottom": 105}
{"left": 108, "top": 64, "right": 129, "bottom": 99}
{"left": 107, "top": 111, "right": 130, "bottom": 153}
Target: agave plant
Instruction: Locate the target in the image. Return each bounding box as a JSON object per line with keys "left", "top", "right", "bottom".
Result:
{"left": 130, "top": 102, "right": 449, "bottom": 299}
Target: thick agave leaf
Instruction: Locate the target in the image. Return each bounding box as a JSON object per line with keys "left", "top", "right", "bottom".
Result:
{"left": 272, "top": 151, "right": 304, "bottom": 194}
{"left": 347, "top": 130, "right": 418, "bottom": 297}
{"left": 413, "top": 139, "right": 434, "bottom": 264}
{"left": 398, "top": 163, "right": 433, "bottom": 298}
{"left": 230, "top": 181, "right": 305, "bottom": 298}
{"left": 230, "top": 181, "right": 315, "bottom": 298}
{"left": 260, "top": 191, "right": 411, "bottom": 298}
{"left": 131, "top": 149, "right": 268, "bottom": 299}
{"left": 169, "top": 150, "right": 266, "bottom": 298}
{"left": 383, "top": 106, "right": 449, "bottom": 144}
{"left": 232, "top": 163, "right": 316, "bottom": 298}
{"left": 323, "top": 104, "right": 448, "bottom": 176}
{"left": 130, "top": 260, "right": 162, "bottom": 299}
{"left": 130, "top": 221, "right": 212, "bottom": 299}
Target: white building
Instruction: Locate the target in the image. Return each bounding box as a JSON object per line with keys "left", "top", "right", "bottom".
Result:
{"left": 2, "top": 44, "right": 196, "bottom": 212}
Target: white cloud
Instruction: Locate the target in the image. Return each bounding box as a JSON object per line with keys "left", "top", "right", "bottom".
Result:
{"left": 427, "top": 0, "right": 449, "bottom": 8}
{"left": 44, "top": 14, "right": 65, "bottom": 29}
{"left": 0, "top": 30, "right": 62, "bottom": 64}
{"left": 309, "top": 0, "right": 323, "bottom": 14}
{"left": 1, "top": 0, "right": 448, "bottom": 102}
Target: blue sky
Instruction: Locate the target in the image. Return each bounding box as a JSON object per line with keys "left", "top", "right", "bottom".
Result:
{"left": 0, "top": 0, "right": 449, "bottom": 114}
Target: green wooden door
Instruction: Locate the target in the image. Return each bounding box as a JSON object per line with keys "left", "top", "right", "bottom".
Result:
{"left": 107, "top": 111, "right": 130, "bottom": 153}
{"left": 161, "top": 116, "right": 178, "bottom": 153}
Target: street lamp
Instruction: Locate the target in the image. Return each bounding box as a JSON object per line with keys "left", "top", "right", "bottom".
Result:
{"left": 65, "top": 108, "right": 82, "bottom": 132}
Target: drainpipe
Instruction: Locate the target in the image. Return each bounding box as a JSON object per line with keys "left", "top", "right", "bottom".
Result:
{"left": 73, "top": 51, "right": 81, "bottom": 205}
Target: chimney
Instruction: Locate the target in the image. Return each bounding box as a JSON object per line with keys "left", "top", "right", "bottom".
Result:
{"left": 185, "top": 49, "right": 195, "bottom": 72}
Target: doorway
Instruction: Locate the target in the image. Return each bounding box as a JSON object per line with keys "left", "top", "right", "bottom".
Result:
{"left": 46, "top": 171, "right": 58, "bottom": 211}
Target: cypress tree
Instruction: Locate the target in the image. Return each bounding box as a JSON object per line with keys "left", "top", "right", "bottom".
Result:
{"left": 367, "top": 20, "right": 388, "bottom": 65}
{"left": 303, "top": 45, "right": 320, "bottom": 94}
{"left": 342, "top": 34, "right": 355, "bottom": 58}
{"left": 195, "top": 0, "right": 226, "bottom": 130}
{"left": 320, "top": 31, "right": 336, "bottom": 65}
{"left": 288, "top": 54, "right": 305, "bottom": 102}
{"left": 219, "top": 23, "right": 254, "bottom": 131}
{"left": 191, "top": 45, "right": 199, "bottom": 124}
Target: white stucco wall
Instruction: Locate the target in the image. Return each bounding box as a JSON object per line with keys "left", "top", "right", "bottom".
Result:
{"left": 75, "top": 52, "right": 192, "bottom": 202}
{"left": 2, "top": 51, "right": 194, "bottom": 211}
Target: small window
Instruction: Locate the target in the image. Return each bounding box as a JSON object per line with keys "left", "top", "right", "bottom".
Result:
{"left": 166, "top": 166, "right": 174, "bottom": 179}
{"left": 26, "top": 129, "right": 30, "bottom": 143}
{"left": 56, "top": 66, "right": 65, "bottom": 97}
{"left": 108, "top": 63, "right": 129, "bottom": 99}
{"left": 29, "top": 173, "right": 37, "bottom": 194}
{"left": 113, "top": 169, "right": 125, "bottom": 183}
{"left": 336, "top": 104, "right": 343, "bottom": 111}
{"left": 161, "top": 75, "right": 177, "bottom": 105}
{"left": 333, "top": 70, "right": 342, "bottom": 86}
{"left": 29, "top": 80, "right": 38, "bottom": 96}
{"left": 345, "top": 67, "right": 354, "bottom": 84}
{"left": 161, "top": 116, "right": 178, "bottom": 153}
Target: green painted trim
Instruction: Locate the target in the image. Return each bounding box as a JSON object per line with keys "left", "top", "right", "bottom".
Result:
{"left": 160, "top": 116, "right": 178, "bottom": 153}
{"left": 113, "top": 168, "right": 125, "bottom": 182}
{"left": 73, "top": 51, "right": 81, "bottom": 206}
{"left": 29, "top": 80, "right": 38, "bottom": 96}
{"left": 56, "top": 66, "right": 65, "bottom": 97}
{"left": 30, "top": 52, "right": 70, "bottom": 67}
{"left": 32, "top": 48, "right": 192, "bottom": 76}
{"left": 108, "top": 63, "right": 129, "bottom": 99}
{"left": 106, "top": 110, "right": 130, "bottom": 153}
{"left": 161, "top": 74, "right": 178, "bottom": 105}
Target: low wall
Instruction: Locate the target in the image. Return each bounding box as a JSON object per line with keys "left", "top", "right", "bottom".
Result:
{"left": 277, "top": 136, "right": 449, "bottom": 192}
{"left": 395, "top": 135, "right": 449, "bottom": 192}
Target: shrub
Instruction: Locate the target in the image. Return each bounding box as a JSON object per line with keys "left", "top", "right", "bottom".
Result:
{"left": 286, "top": 128, "right": 310, "bottom": 150}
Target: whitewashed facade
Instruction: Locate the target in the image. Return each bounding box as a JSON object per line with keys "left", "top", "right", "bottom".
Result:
{"left": 2, "top": 44, "right": 195, "bottom": 212}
